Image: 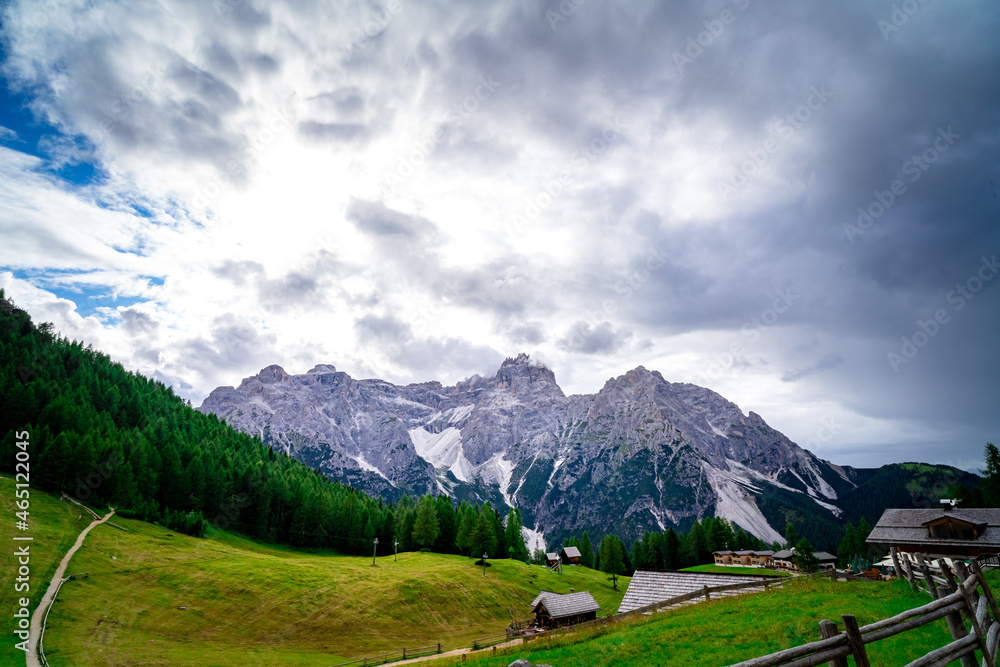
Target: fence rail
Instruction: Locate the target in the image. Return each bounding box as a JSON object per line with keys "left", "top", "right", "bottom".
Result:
{"left": 726, "top": 557, "right": 1000, "bottom": 667}
{"left": 329, "top": 643, "right": 442, "bottom": 667}
{"left": 471, "top": 633, "right": 510, "bottom": 650}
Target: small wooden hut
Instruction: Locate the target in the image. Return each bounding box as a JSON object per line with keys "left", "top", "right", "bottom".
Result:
{"left": 545, "top": 552, "right": 560, "bottom": 567}
{"left": 560, "top": 546, "right": 582, "bottom": 565}
{"left": 530, "top": 591, "right": 600, "bottom": 629}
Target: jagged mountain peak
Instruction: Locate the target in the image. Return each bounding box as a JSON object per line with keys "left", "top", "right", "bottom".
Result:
{"left": 491, "top": 353, "right": 562, "bottom": 397}
{"left": 199, "top": 358, "right": 859, "bottom": 547}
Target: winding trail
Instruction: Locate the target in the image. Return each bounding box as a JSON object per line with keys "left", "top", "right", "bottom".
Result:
{"left": 26, "top": 499, "right": 114, "bottom": 667}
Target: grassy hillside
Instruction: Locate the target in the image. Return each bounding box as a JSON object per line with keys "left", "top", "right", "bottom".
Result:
{"left": 3, "top": 479, "right": 627, "bottom": 667}
{"left": 425, "top": 576, "right": 959, "bottom": 667}
{"left": 0, "top": 475, "right": 93, "bottom": 665}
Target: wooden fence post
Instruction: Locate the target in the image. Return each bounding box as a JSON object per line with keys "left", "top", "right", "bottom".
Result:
{"left": 971, "top": 559, "right": 1000, "bottom": 623}
{"left": 952, "top": 562, "right": 996, "bottom": 667}
{"left": 704, "top": 585, "right": 710, "bottom": 602}
{"left": 914, "top": 553, "right": 939, "bottom": 599}
{"left": 890, "top": 547, "right": 904, "bottom": 581}
{"left": 936, "top": 559, "right": 979, "bottom": 667}
{"left": 902, "top": 552, "right": 918, "bottom": 592}
{"left": 954, "top": 560, "right": 979, "bottom": 607}
{"left": 818, "top": 619, "right": 848, "bottom": 667}
{"left": 841, "top": 615, "right": 871, "bottom": 667}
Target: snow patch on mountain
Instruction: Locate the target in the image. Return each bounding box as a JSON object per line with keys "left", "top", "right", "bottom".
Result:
{"left": 522, "top": 526, "right": 546, "bottom": 552}
{"left": 703, "top": 462, "right": 785, "bottom": 544}
{"left": 353, "top": 454, "right": 391, "bottom": 482}
{"left": 408, "top": 426, "right": 472, "bottom": 482}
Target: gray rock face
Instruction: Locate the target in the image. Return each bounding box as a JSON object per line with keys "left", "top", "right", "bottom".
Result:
{"left": 198, "top": 353, "right": 857, "bottom": 546}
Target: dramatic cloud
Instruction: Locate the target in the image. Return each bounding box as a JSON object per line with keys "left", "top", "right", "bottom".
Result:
{"left": 1, "top": 0, "right": 997, "bottom": 469}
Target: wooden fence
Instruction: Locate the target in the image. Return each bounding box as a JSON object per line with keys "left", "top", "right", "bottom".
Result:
{"left": 726, "top": 558, "right": 999, "bottom": 667}
{"left": 500, "top": 574, "right": 788, "bottom": 645}
{"left": 329, "top": 643, "right": 442, "bottom": 667}
{"left": 471, "top": 633, "right": 511, "bottom": 650}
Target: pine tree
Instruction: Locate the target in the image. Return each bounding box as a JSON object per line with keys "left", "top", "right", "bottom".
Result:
{"left": 412, "top": 495, "right": 440, "bottom": 548}
{"left": 985, "top": 443, "right": 1000, "bottom": 507}
{"left": 580, "top": 531, "right": 595, "bottom": 568}
{"left": 434, "top": 494, "right": 457, "bottom": 553}
{"left": 468, "top": 510, "right": 497, "bottom": 560}
{"left": 664, "top": 529, "right": 681, "bottom": 570}
{"left": 599, "top": 534, "right": 626, "bottom": 589}
{"left": 793, "top": 538, "right": 820, "bottom": 573}
{"left": 785, "top": 522, "right": 798, "bottom": 548}
{"left": 504, "top": 509, "right": 530, "bottom": 562}
{"left": 456, "top": 504, "right": 476, "bottom": 554}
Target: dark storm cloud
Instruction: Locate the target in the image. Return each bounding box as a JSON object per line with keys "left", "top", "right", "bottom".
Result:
{"left": 179, "top": 313, "right": 279, "bottom": 374}
{"left": 557, "top": 321, "right": 632, "bottom": 355}
{"left": 346, "top": 199, "right": 436, "bottom": 239}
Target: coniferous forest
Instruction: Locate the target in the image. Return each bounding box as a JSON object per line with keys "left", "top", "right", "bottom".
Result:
{"left": 0, "top": 293, "right": 528, "bottom": 559}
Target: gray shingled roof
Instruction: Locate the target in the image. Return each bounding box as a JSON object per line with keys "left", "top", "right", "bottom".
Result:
{"left": 868, "top": 508, "right": 1000, "bottom": 549}
{"left": 618, "top": 570, "right": 769, "bottom": 613}
{"left": 773, "top": 550, "right": 795, "bottom": 559}
{"left": 530, "top": 591, "right": 555, "bottom": 607}
{"left": 561, "top": 546, "right": 582, "bottom": 558}
{"left": 532, "top": 591, "right": 600, "bottom": 619}
{"left": 545, "top": 552, "right": 558, "bottom": 560}
{"left": 714, "top": 550, "right": 733, "bottom": 555}
{"left": 814, "top": 552, "right": 837, "bottom": 562}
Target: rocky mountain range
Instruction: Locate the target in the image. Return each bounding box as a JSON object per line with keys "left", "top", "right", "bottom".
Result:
{"left": 198, "top": 354, "right": 868, "bottom": 549}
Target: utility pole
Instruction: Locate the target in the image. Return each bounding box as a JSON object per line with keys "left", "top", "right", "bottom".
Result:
{"left": 394, "top": 539, "right": 398, "bottom": 562}
{"left": 373, "top": 537, "right": 379, "bottom": 566}
{"left": 483, "top": 552, "right": 488, "bottom": 577}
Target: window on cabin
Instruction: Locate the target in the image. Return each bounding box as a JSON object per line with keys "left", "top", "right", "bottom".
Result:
{"left": 927, "top": 520, "right": 979, "bottom": 540}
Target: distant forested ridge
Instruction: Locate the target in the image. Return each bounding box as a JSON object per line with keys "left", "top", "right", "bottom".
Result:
{"left": 0, "top": 293, "right": 525, "bottom": 558}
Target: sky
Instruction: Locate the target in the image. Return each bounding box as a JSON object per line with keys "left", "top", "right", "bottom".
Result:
{"left": 0, "top": 0, "right": 997, "bottom": 471}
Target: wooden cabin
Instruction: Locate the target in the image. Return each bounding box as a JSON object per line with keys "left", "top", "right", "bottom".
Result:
{"left": 772, "top": 549, "right": 796, "bottom": 569}
{"left": 815, "top": 552, "right": 838, "bottom": 570}
{"left": 545, "top": 552, "right": 560, "bottom": 567}
{"left": 713, "top": 550, "right": 775, "bottom": 568}
{"left": 530, "top": 591, "right": 600, "bottom": 629}
{"left": 867, "top": 507, "right": 1000, "bottom": 558}
{"left": 560, "top": 546, "right": 582, "bottom": 565}
{"left": 713, "top": 550, "right": 734, "bottom": 566}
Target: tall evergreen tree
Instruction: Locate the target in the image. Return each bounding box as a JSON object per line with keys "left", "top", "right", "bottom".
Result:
{"left": 504, "top": 508, "right": 530, "bottom": 562}
{"left": 599, "top": 534, "right": 626, "bottom": 589}
{"left": 785, "top": 522, "right": 799, "bottom": 549}
{"left": 412, "top": 495, "right": 441, "bottom": 548}
{"left": 468, "top": 509, "right": 498, "bottom": 560}
{"left": 664, "top": 529, "right": 681, "bottom": 570}
{"left": 580, "top": 531, "right": 595, "bottom": 568}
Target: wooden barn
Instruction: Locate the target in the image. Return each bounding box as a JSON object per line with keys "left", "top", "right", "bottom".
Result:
{"left": 530, "top": 591, "right": 600, "bottom": 629}
{"left": 545, "top": 552, "right": 560, "bottom": 567}
{"left": 560, "top": 546, "right": 582, "bottom": 565}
